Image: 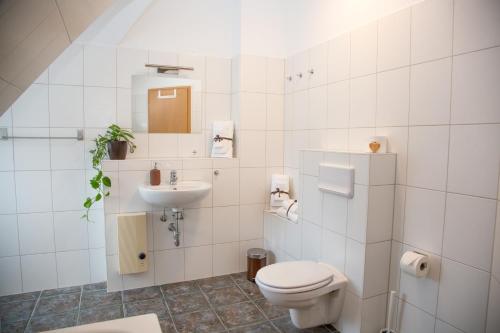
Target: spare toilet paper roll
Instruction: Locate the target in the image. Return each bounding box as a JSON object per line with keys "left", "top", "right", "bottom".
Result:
{"left": 400, "top": 251, "right": 429, "bottom": 278}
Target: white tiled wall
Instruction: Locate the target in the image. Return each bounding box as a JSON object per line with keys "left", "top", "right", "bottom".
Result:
{"left": 281, "top": 0, "right": 500, "bottom": 332}
{"left": 0, "top": 43, "right": 285, "bottom": 295}
{"left": 264, "top": 150, "right": 396, "bottom": 332}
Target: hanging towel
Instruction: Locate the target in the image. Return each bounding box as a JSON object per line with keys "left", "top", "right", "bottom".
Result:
{"left": 270, "top": 174, "right": 290, "bottom": 207}
{"left": 277, "top": 199, "right": 298, "bottom": 223}
{"left": 211, "top": 121, "right": 234, "bottom": 158}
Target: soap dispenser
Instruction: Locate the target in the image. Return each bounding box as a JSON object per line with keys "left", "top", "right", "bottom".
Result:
{"left": 150, "top": 163, "right": 161, "bottom": 186}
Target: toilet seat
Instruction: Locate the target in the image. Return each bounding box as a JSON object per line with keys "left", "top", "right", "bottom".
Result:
{"left": 256, "top": 261, "right": 334, "bottom": 294}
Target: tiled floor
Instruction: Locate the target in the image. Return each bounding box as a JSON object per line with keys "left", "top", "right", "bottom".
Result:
{"left": 0, "top": 273, "right": 340, "bottom": 333}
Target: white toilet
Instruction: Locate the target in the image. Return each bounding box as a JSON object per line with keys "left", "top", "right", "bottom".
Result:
{"left": 255, "top": 261, "right": 348, "bottom": 329}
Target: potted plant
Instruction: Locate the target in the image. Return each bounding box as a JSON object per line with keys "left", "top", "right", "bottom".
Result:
{"left": 83, "top": 124, "right": 136, "bottom": 220}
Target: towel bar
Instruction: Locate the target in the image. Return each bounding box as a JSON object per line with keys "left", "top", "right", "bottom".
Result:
{"left": 0, "top": 128, "right": 84, "bottom": 141}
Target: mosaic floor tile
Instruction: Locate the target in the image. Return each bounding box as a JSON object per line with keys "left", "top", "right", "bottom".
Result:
{"left": 78, "top": 304, "right": 124, "bottom": 325}
{"left": 34, "top": 293, "right": 80, "bottom": 316}
{"left": 165, "top": 292, "right": 209, "bottom": 314}
{"left": 158, "top": 317, "right": 177, "bottom": 333}
{"left": 230, "top": 272, "right": 248, "bottom": 284}
{"left": 205, "top": 286, "right": 248, "bottom": 307}
{"left": 216, "top": 301, "right": 266, "bottom": 328}
{"left": 124, "top": 298, "right": 168, "bottom": 318}
{"left": 0, "top": 319, "right": 28, "bottom": 333}
{"left": 173, "top": 309, "right": 226, "bottom": 333}
{"left": 122, "top": 286, "right": 162, "bottom": 303}
{"left": 80, "top": 289, "right": 122, "bottom": 309}
{"left": 0, "top": 299, "right": 37, "bottom": 322}
{"left": 161, "top": 281, "right": 199, "bottom": 296}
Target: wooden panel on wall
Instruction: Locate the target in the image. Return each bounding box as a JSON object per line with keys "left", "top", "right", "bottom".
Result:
{"left": 148, "top": 86, "right": 191, "bottom": 133}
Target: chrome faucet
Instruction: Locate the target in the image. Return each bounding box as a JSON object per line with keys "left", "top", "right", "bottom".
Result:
{"left": 170, "top": 170, "right": 178, "bottom": 185}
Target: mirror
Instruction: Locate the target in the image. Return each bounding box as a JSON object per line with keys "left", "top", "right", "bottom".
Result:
{"left": 131, "top": 74, "right": 202, "bottom": 133}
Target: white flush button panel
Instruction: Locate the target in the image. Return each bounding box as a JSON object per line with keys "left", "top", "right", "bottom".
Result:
{"left": 318, "top": 163, "right": 355, "bottom": 198}
{"left": 118, "top": 212, "right": 148, "bottom": 274}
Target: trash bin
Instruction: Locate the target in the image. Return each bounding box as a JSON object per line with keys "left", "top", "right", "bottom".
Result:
{"left": 247, "top": 248, "right": 267, "bottom": 282}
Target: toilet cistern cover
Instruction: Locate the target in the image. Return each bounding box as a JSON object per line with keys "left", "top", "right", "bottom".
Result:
{"left": 256, "top": 261, "right": 334, "bottom": 289}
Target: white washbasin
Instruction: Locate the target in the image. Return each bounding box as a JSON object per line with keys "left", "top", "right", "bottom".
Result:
{"left": 138, "top": 181, "right": 211, "bottom": 208}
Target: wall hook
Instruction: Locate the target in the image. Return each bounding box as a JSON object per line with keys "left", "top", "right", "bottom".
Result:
{"left": 308, "top": 69, "right": 315, "bottom": 75}
{"left": 296, "top": 73, "right": 303, "bottom": 78}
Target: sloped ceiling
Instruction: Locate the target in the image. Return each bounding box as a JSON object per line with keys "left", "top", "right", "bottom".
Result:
{"left": 0, "top": 0, "right": 114, "bottom": 117}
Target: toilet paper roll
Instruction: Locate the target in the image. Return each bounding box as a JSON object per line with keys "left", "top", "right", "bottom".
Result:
{"left": 400, "top": 251, "right": 429, "bottom": 278}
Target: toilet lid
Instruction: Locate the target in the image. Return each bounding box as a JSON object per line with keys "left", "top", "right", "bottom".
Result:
{"left": 256, "top": 261, "right": 334, "bottom": 290}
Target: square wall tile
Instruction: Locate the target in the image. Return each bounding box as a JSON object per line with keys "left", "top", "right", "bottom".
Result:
{"left": 348, "top": 128, "right": 375, "bottom": 153}
{"left": 360, "top": 293, "right": 388, "bottom": 333}
{"left": 178, "top": 54, "right": 206, "bottom": 88}
{"left": 322, "top": 192, "right": 348, "bottom": 235}
{"left": 347, "top": 184, "right": 368, "bottom": 242}
{"left": 266, "top": 131, "right": 284, "bottom": 167}
{"left": 206, "top": 57, "right": 231, "bottom": 93}
{"left": 84, "top": 45, "right": 116, "bottom": 87}
{"left": 486, "top": 277, "right": 500, "bottom": 333}
{"left": 0, "top": 215, "right": 19, "bottom": 256}
{"left": 377, "top": 8, "right": 410, "bottom": 71}
{"left": 183, "top": 208, "right": 213, "bottom": 247}
{"left": 363, "top": 241, "right": 390, "bottom": 298}
{"left": 238, "top": 130, "right": 266, "bottom": 167}
{"left": 308, "top": 42, "right": 328, "bottom": 88}
{"left": 366, "top": 185, "right": 394, "bottom": 243}
{"left": 21, "top": 253, "right": 57, "bottom": 292}
{"left": 239, "top": 204, "right": 264, "bottom": 241}
{"left": 327, "top": 33, "right": 350, "bottom": 83}
{"left": 301, "top": 221, "right": 321, "bottom": 261}
{"left": 350, "top": 22, "right": 378, "bottom": 77}
{"left": 13, "top": 128, "right": 50, "bottom": 170}
{"left": 293, "top": 90, "right": 308, "bottom": 130}
{"left": 392, "top": 185, "right": 406, "bottom": 242}
{"left": 12, "top": 84, "right": 49, "bottom": 127}
{"left": 117, "top": 88, "right": 132, "bottom": 129}
{"left": 0, "top": 256, "right": 22, "bottom": 296}
{"left": 50, "top": 129, "right": 85, "bottom": 170}
{"left": 213, "top": 242, "right": 239, "bottom": 275}
{"left": 350, "top": 75, "right": 376, "bottom": 128}
{"left": 398, "top": 300, "right": 436, "bottom": 333}
{"left": 404, "top": 187, "right": 446, "bottom": 254}
{"left": 52, "top": 170, "right": 86, "bottom": 211}
{"left": 238, "top": 92, "right": 266, "bottom": 130}
{"left": 213, "top": 206, "right": 239, "bottom": 243}
{"left": 185, "top": 245, "right": 212, "bottom": 280}
{"left": 0, "top": 172, "right": 16, "bottom": 214}
{"left": 266, "top": 57, "right": 284, "bottom": 94}
{"left": 118, "top": 171, "right": 150, "bottom": 213}
{"left": 375, "top": 127, "right": 408, "bottom": 185}
{"left": 239, "top": 168, "right": 265, "bottom": 205}
{"left": 49, "top": 85, "right": 84, "bottom": 127}
{"left": 155, "top": 249, "right": 185, "bottom": 285}
{"left": 53, "top": 211, "right": 89, "bottom": 251}
{"left": 321, "top": 230, "right": 346, "bottom": 272}
{"left": 376, "top": 67, "right": 409, "bottom": 127}
{"left": 302, "top": 175, "right": 321, "bottom": 225}
{"left": 451, "top": 47, "right": 500, "bottom": 124}
{"left": 266, "top": 94, "right": 284, "bottom": 131}
{"left": 15, "top": 171, "right": 52, "bottom": 213}
{"left": 117, "top": 47, "right": 148, "bottom": 88}
{"left": 148, "top": 134, "right": 178, "bottom": 158}
{"left": 18, "top": 212, "right": 54, "bottom": 255}
{"left": 0, "top": 129, "right": 14, "bottom": 171}
{"left": 84, "top": 87, "right": 116, "bottom": 128}
{"left": 49, "top": 43, "right": 83, "bottom": 85}
{"left": 453, "top": 0, "right": 500, "bottom": 54}
{"left": 327, "top": 81, "right": 349, "bottom": 129}
{"left": 493, "top": 202, "right": 500, "bottom": 280}
{"left": 447, "top": 124, "right": 500, "bottom": 199}
{"left": 443, "top": 193, "right": 496, "bottom": 271}
{"left": 437, "top": 258, "right": 490, "bottom": 333}
{"left": 204, "top": 93, "right": 231, "bottom": 129}
{"left": 238, "top": 55, "right": 266, "bottom": 93}
{"left": 411, "top": 0, "right": 453, "bottom": 63}
{"left": 89, "top": 248, "right": 106, "bottom": 283}
{"left": 345, "top": 239, "right": 365, "bottom": 297}
{"left": 213, "top": 168, "right": 239, "bottom": 206}
{"left": 56, "top": 250, "right": 90, "bottom": 287}
{"left": 410, "top": 58, "right": 452, "bottom": 125}
{"left": 308, "top": 86, "right": 327, "bottom": 129}
{"left": 407, "top": 126, "right": 449, "bottom": 191}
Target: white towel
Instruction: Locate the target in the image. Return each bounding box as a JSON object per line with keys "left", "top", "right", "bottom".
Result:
{"left": 276, "top": 199, "right": 298, "bottom": 222}
{"left": 211, "top": 121, "right": 234, "bottom": 158}
{"left": 270, "top": 174, "right": 290, "bottom": 207}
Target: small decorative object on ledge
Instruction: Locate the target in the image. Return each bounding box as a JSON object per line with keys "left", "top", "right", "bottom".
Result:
{"left": 368, "top": 136, "right": 387, "bottom": 153}
{"left": 369, "top": 140, "right": 381, "bottom": 153}
{"left": 83, "top": 124, "right": 136, "bottom": 220}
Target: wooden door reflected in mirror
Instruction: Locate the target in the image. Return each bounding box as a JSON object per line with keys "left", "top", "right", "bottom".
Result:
{"left": 148, "top": 86, "right": 191, "bottom": 133}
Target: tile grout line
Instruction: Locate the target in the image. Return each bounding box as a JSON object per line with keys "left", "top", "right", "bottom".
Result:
{"left": 23, "top": 291, "right": 42, "bottom": 332}
{"left": 159, "top": 285, "right": 181, "bottom": 333}
{"left": 196, "top": 282, "right": 230, "bottom": 332}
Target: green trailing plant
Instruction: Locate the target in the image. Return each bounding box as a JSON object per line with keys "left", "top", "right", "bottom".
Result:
{"left": 83, "top": 125, "right": 136, "bottom": 220}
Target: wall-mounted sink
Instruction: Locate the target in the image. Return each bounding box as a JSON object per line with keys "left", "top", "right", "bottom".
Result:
{"left": 138, "top": 181, "right": 211, "bottom": 209}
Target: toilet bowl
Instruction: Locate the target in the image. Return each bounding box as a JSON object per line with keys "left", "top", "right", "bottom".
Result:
{"left": 255, "top": 261, "right": 348, "bottom": 329}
